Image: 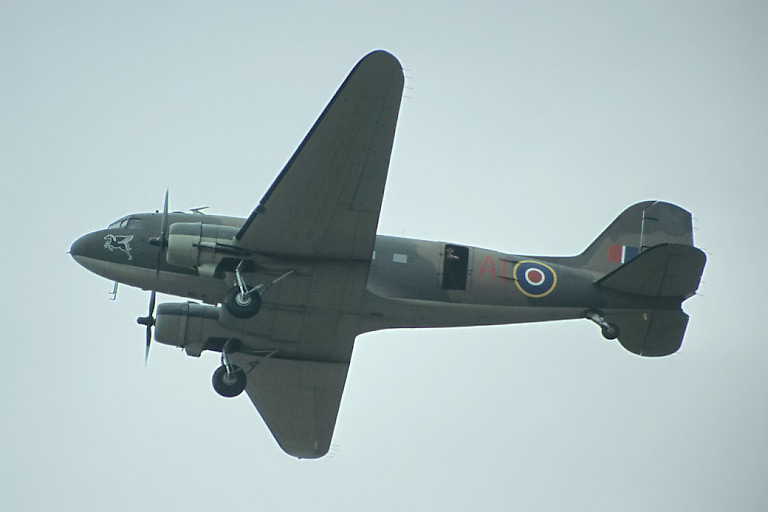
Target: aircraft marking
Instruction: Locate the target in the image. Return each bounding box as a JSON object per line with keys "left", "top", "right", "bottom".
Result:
{"left": 512, "top": 260, "right": 557, "bottom": 297}
{"left": 103, "top": 234, "right": 134, "bottom": 260}
{"left": 478, "top": 255, "right": 498, "bottom": 281}
{"left": 608, "top": 244, "right": 639, "bottom": 263}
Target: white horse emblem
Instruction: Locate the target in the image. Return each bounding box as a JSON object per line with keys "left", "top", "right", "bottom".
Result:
{"left": 104, "top": 234, "right": 134, "bottom": 260}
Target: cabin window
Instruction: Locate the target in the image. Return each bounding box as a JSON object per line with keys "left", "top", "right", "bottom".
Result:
{"left": 442, "top": 244, "right": 469, "bottom": 290}
{"left": 393, "top": 253, "right": 408, "bottom": 264}
{"left": 126, "top": 218, "right": 143, "bottom": 229}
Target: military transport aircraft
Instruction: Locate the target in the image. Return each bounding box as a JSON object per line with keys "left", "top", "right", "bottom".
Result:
{"left": 70, "top": 50, "right": 706, "bottom": 459}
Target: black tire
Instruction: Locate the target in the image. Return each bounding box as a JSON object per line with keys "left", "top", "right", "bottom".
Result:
{"left": 212, "top": 365, "right": 246, "bottom": 398}
{"left": 223, "top": 286, "right": 262, "bottom": 319}
{"left": 601, "top": 323, "right": 619, "bottom": 340}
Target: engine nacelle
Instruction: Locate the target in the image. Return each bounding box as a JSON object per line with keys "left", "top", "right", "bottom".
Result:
{"left": 154, "top": 302, "right": 237, "bottom": 357}
{"left": 166, "top": 222, "right": 247, "bottom": 276}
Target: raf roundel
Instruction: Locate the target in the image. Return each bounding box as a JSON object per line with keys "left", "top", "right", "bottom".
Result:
{"left": 513, "top": 260, "right": 557, "bottom": 298}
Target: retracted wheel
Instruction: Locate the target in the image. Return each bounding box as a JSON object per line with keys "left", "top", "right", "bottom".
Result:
{"left": 601, "top": 323, "right": 620, "bottom": 340}
{"left": 223, "top": 286, "right": 262, "bottom": 319}
{"left": 212, "top": 365, "right": 246, "bottom": 398}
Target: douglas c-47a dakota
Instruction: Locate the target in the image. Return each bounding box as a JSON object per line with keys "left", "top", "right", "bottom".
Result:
{"left": 71, "top": 51, "right": 706, "bottom": 458}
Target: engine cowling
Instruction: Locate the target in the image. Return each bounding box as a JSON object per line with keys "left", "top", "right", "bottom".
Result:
{"left": 166, "top": 222, "right": 247, "bottom": 276}
{"left": 154, "top": 302, "right": 236, "bottom": 357}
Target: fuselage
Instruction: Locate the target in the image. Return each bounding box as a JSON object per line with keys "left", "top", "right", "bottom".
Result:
{"left": 71, "top": 211, "right": 675, "bottom": 337}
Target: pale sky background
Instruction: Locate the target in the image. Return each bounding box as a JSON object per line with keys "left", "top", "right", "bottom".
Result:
{"left": 2, "top": 1, "right": 767, "bottom": 510}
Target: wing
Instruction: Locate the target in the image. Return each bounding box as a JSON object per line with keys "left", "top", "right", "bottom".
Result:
{"left": 229, "top": 353, "right": 350, "bottom": 459}
{"left": 235, "top": 50, "right": 404, "bottom": 260}
{"left": 223, "top": 263, "right": 369, "bottom": 457}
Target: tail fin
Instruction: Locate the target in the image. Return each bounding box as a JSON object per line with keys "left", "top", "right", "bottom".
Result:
{"left": 573, "top": 201, "right": 695, "bottom": 278}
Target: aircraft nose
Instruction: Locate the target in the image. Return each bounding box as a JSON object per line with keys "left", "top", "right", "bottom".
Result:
{"left": 70, "top": 231, "right": 101, "bottom": 266}
{"left": 70, "top": 234, "right": 88, "bottom": 259}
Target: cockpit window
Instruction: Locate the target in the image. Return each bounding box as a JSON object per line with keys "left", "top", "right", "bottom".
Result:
{"left": 108, "top": 217, "right": 127, "bottom": 229}
{"left": 107, "top": 217, "right": 142, "bottom": 229}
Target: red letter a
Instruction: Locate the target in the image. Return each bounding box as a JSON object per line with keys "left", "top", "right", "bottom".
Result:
{"left": 478, "top": 256, "right": 497, "bottom": 281}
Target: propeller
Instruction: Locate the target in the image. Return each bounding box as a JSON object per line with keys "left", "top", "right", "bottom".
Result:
{"left": 141, "top": 189, "right": 168, "bottom": 366}
{"left": 139, "top": 191, "right": 168, "bottom": 364}
{"left": 137, "top": 291, "right": 157, "bottom": 364}
{"left": 156, "top": 189, "right": 170, "bottom": 278}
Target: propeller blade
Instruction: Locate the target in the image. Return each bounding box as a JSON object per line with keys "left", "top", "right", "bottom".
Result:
{"left": 137, "top": 291, "right": 157, "bottom": 365}
{"left": 160, "top": 189, "right": 169, "bottom": 244}
{"left": 148, "top": 289, "right": 156, "bottom": 316}
{"left": 156, "top": 190, "right": 169, "bottom": 278}
{"left": 144, "top": 324, "right": 152, "bottom": 365}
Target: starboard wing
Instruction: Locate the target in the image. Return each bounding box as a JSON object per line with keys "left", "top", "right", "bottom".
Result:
{"left": 235, "top": 51, "right": 404, "bottom": 260}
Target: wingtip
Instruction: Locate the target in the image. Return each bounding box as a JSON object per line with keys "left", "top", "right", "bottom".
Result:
{"left": 359, "top": 49, "right": 403, "bottom": 72}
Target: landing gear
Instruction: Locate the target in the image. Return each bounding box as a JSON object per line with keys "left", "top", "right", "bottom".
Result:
{"left": 212, "top": 365, "right": 246, "bottom": 397}
{"left": 223, "top": 285, "right": 262, "bottom": 318}
{"left": 223, "top": 261, "right": 262, "bottom": 319}
{"left": 212, "top": 340, "right": 246, "bottom": 397}
{"left": 601, "top": 324, "right": 619, "bottom": 340}
{"left": 222, "top": 263, "right": 295, "bottom": 319}
{"left": 587, "top": 312, "right": 620, "bottom": 340}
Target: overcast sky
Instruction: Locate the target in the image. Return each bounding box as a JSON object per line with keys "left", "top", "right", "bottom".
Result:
{"left": 2, "top": 1, "right": 767, "bottom": 510}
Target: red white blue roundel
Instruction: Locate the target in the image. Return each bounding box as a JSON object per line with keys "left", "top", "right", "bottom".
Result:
{"left": 513, "top": 260, "right": 557, "bottom": 298}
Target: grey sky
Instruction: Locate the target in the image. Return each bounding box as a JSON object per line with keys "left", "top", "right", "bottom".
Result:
{"left": 2, "top": 1, "right": 766, "bottom": 510}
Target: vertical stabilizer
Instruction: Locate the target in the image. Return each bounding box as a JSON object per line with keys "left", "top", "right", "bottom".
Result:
{"left": 572, "top": 201, "right": 694, "bottom": 278}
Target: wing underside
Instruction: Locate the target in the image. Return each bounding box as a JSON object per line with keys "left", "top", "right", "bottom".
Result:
{"left": 236, "top": 50, "right": 404, "bottom": 260}
{"left": 229, "top": 353, "right": 350, "bottom": 458}
{"left": 224, "top": 51, "right": 404, "bottom": 457}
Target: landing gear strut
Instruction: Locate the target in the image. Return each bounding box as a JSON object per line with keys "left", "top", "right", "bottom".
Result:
{"left": 587, "top": 312, "right": 620, "bottom": 340}
{"left": 212, "top": 340, "right": 246, "bottom": 398}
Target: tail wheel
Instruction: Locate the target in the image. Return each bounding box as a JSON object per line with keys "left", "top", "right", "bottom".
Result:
{"left": 223, "top": 286, "right": 262, "bottom": 318}
{"left": 601, "top": 323, "right": 619, "bottom": 340}
{"left": 212, "top": 365, "right": 246, "bottom": 397}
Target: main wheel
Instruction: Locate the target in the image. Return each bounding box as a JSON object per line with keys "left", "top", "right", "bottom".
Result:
{"left": 212, "top": 365, "right": 246, "bottom": 398}
{"left": 601, "top": 323, "right": 619, "bottom": 340}
{"left": 223, "top": 286, "right": 262, "bottom": 318}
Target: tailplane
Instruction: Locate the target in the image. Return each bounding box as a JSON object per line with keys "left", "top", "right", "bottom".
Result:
{"left": 602, "top": 310, "right": 690, "bottom": 357}
{"left": 596, "top": 243, "right": 706, "bottom": 299}
{"left": 592, "top": 243, "right": 706, "bottom": 356}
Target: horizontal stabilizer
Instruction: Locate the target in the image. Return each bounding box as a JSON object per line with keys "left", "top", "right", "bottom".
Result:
{"left": 605, "top": 310, "right": 689, "bottom": 357}
{"left": 596, "top": 244, "right": 706, "bottom": 298}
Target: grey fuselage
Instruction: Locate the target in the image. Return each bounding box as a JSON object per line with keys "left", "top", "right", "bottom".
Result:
{"left": 71, "top": 211, "right": 673, "bottom": 343}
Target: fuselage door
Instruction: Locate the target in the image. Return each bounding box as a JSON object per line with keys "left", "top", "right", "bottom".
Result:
{"left": 441, "top": 244, "right": 470, "bottom": 291}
